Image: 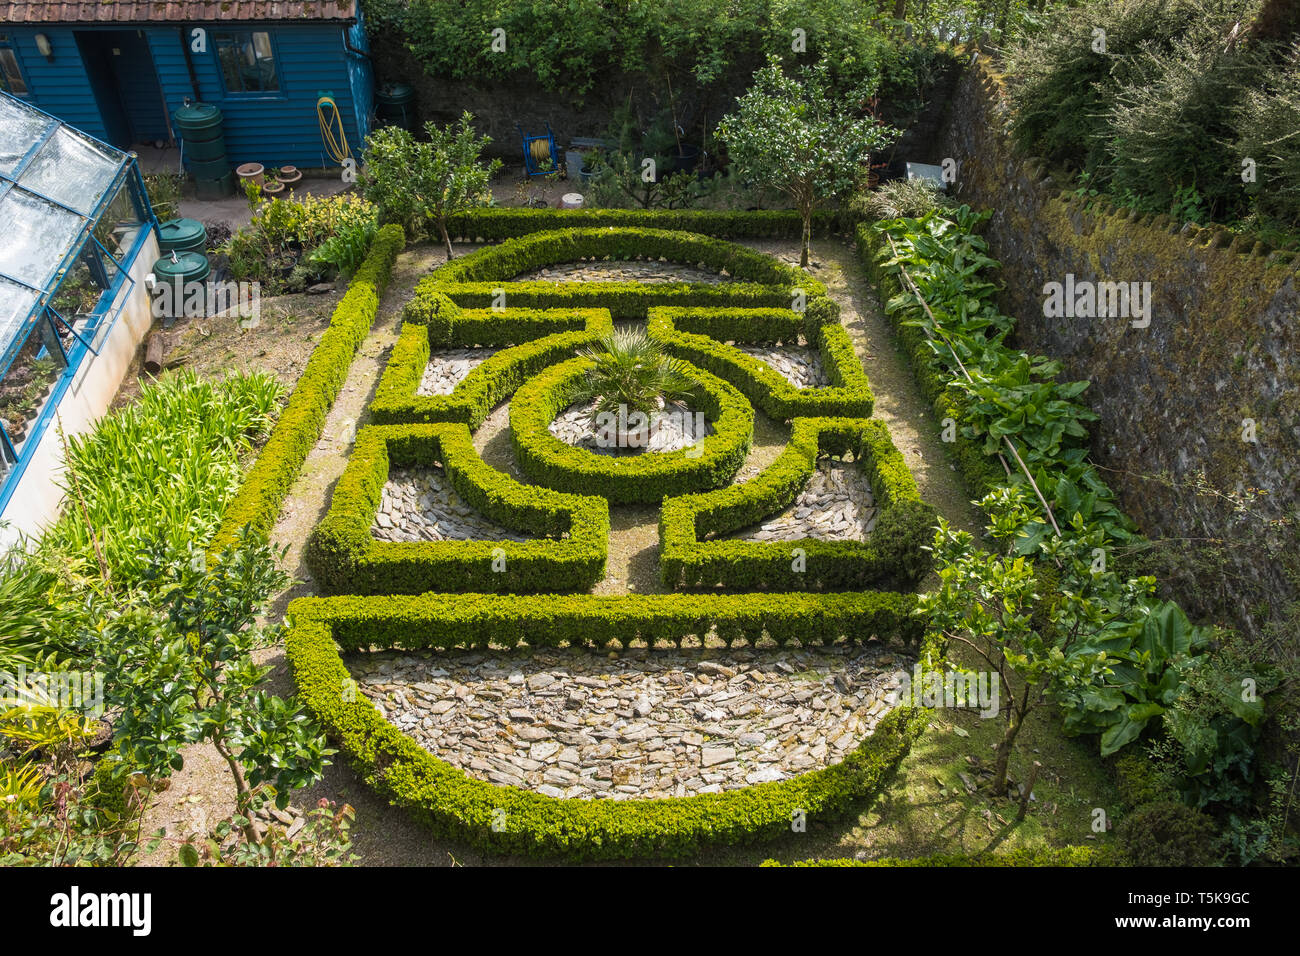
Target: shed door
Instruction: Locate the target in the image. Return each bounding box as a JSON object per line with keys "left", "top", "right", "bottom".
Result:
{"left": 76, "top": 30, "right": 169, "bottom": 149}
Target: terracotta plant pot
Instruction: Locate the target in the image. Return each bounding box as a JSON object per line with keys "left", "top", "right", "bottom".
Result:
{"left": 235, "top": 162, "right": 265, "bottom": 186}
{"left": 276, "top": 165, "right": 303, "bottom": 188}
{"left": 262, "top": 180, "right": 286, "bottom": 197}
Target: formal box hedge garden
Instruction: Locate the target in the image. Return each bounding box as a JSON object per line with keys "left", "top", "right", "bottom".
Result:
{"left": 268, "top": 217, "right": 941, "bottom": 859}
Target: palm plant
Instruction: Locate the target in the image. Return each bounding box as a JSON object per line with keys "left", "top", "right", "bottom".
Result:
{"left": 573, "top": 328, "right": 699, "bottom": 443}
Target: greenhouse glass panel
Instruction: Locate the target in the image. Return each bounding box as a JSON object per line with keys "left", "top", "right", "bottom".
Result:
{"left": 0, "top": 187, "right": 84, "bottom": 288}
{"left": 0, "top": 278, "right": 37, "bottom": 346}
{"left": 18, "top": 125, "right": 122, "bottom": 215}
{"left": 0, "top": 94, "right": 47, "bottom": 177}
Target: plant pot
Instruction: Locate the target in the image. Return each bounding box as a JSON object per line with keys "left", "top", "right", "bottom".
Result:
{"left": 235, "top": 162, "right": 265, "bottom": 186}
{"left": 667, "top": 144, "right": 700, "bottom": 176}
{"left": 276, "top": 166, "right": 303, "bottom": 189}
{"left": 262, "top": 180, "right": 286, "bottom": 197}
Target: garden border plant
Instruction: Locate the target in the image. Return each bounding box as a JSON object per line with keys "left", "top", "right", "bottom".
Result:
{"left": 646, "top": 305, "right": 873, "bottom": 421}
{"left": 370, "top": 308, "right": 613, "bottom": 427}
{"left": 211, "top": 224, "right": 405, "bottom": 554}
{"left": 508, "top": 355, "right": 754, "bottom": 505}
{"left": 858, "top": 205, "right": 1274, "bottom": 849}
{"left": 285, "top": 590, "right": 930, "bottom": 861}
{"left": 660, "top": 417, "right": 936, "bottom": 592}
{"left": 304, "top": 422, "right": 609, "bottom": 596}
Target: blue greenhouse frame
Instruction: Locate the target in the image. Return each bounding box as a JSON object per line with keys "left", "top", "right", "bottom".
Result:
{"left": 0, "top": 90, "right": 157, "bottom": 514}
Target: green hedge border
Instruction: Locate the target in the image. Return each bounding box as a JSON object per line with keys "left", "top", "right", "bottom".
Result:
{"left": 441, "top": 208, "right": 836, "bottom": 243}
{"left": 647, "top": 305, "right": 873, "bottom": 421}
{"left": 210, "top": 224, "right": 405, "bottom": 553}
{"left": 660, "top": 417, "right": 937, "bottom": 592}
{"left": 304, "top": 423, "right": 609, "bottom": 595}
{"left": 508, "top": 355, "right": 755, "bottom": 504}
{"left": 285, "top": 590, "right": 929, "bottom": 860}
{"left": 761, "top": 846, "right": 1123, "bottom": 867}
{"left": 370, "top": 309, "right": 613, "bottom": 427}
{"left": 404, "top": 227, "right": 826, "bottom": 325}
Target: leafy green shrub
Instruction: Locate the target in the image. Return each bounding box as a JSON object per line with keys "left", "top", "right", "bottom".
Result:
{"left": 212, "top": 224, "right": 405, "bottom": 552}
{"left": 305, "top": 423, "right": 609, "bottom": 595}
{"left": 1115, "top": 799, "right": 1221, "bottom": 865}
{"left": 225, "top": 192, "right": 378, "bottom": 287}
{"left": 361, "top": 112, "right": 501, "bottom": 256}
{"left": 717, "top": 56, "right": 898, "bottom": 266}
{"left": 1235, "top": 43, "right": 1300, "bottom": 229}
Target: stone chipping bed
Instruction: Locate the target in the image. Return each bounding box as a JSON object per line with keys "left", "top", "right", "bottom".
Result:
{"left": 371, "top": 465, "right": 535, "bottom": 543}
{"left": 351, "top": 644, "right": 909, "bottom": 800}
{"left": 548, "top": 400, "right": 714, "bottom": 455}
{"left": 517, "top": 259, "right": 731, "bottom": 284}
{"left": 734, "top": 343, "right": 831, "bottom": 389}
{"left": 419, "top": 347, "right": 497, "bottom": 396}
{"left": 725, "top": 459, "right": 878, "bottom": 542}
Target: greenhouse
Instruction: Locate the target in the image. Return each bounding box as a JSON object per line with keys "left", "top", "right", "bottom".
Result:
{"left": 0, "top": 90, "right": 156, "bottom": 528}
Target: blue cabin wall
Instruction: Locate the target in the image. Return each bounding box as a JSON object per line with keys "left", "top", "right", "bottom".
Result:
{"left": 5, "top": 20, "right": 372, "bottom": 169}
{"left": 2, "top": 28, "right": 112, "bottom": 141}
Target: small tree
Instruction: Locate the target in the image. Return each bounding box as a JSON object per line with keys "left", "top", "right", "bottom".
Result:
{"left": 920, "top": 487, "right": 1137, "bottom": 793}
{"left": 95, "top": 531, "right": 332, "bottom": 845}
{"left": 363, "top": 111, "right": 502, "bottom": 259}
{"left": 717, "top": 57, "right": 898, "bottom": 267}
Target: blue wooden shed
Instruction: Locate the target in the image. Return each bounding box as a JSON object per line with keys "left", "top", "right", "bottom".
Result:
{"left": 0, "top": 1, "right": 374, "bottom": 169}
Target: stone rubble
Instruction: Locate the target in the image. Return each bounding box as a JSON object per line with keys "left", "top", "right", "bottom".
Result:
{"left": 735, "top": 344, "right": 831, "bottom": 389}
{"left": 351, "top": 645, "right": 909, "bottom": 799}
{"left": 548, "top": 400, "right": 713, "bottom": 455}
{"left": 727, "top": 459, "right": 878, "bottom": 542}
{"left": 517, "top": 259, "right": 730, "bottom": 284}
{"left": 371, "top": 465, "right": 537, "bottom": 543}
{"left": 419, "top": 347, "right": 497, "bottom": 396}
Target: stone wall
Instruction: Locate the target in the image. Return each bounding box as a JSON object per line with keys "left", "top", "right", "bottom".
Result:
{"left": 938, "top": 57, "right": 1300, "bottom": 637}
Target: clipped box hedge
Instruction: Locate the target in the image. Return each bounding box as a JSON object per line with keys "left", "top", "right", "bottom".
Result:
{"left": 370, "top": 309, "right": 612, "bottom": 427}
{"left": 440, "top": 207, "right": 836, "bottom": 243}
{"left": 285, "top": 590, "right": 928, "bottom": 861}
{"left": 210, "top": 224, "right": 405, "bottom": 553}
{"left": 509, "top": 355, "right": 755, "bottom": 504}
{"left": 304, "top": 422, "right": 609, "bottom": 595}
{"left": 403, "top": 226, "right": 826, "bottom": 325}
{"left": 661, "top": 417, "right": 936, "bottom": 592}
{"left": 647, "top": 305, "right": 874, "bottom": 421}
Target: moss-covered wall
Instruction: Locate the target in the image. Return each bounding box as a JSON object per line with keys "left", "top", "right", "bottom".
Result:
{"left": 938, "top": 56, "right": 1300, "bottom": 634}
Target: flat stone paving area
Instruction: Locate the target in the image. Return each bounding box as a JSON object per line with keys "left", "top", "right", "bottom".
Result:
{"left": 727, "top": 459, "right": 878, "bottom": 542}
{"left": 735, "top": 343, "right": 830, "bottom": 389}
{"left": 352, "top": 644, "right": 909, "bottom": 800}
{"left": 420, "top": 348, "right": 497, "bottom": 395}
{"left": 372, "top": 465, "right": 535, "bottom": 543}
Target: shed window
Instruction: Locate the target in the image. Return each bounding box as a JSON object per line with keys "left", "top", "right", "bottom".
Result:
{"left": 214, "top": 31, "right": 279, "bottom": 94}
{"left": 0, "top": 37, "right": 28, "bottom": 97}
